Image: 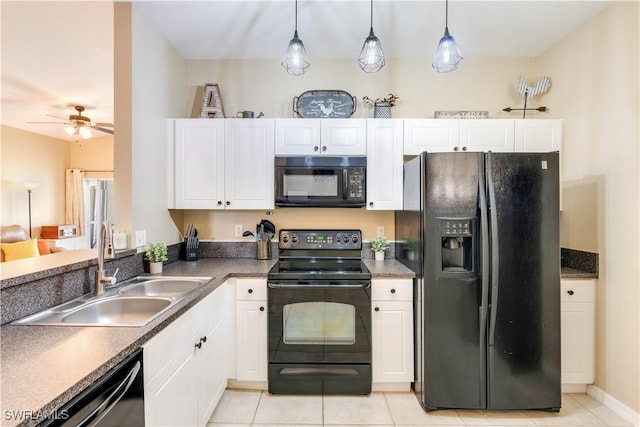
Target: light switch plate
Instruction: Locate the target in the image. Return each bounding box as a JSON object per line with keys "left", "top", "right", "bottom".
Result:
{"left": 135, "top": 230, "right": 147, "bottom": 247}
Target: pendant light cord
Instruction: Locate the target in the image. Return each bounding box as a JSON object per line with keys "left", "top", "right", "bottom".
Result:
{"left": 370, "top": 0, "right": 374, "bottom": 29}
{"left": 445, "top": 0, "right": 449, "bottom": 28}
{"left": 295, "top": 0, "right": 298, "bottom": 32}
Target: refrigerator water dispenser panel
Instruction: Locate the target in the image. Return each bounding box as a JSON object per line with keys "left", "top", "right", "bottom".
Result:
{"left": 440, "top": 218, "right": 474, "bottom": 272}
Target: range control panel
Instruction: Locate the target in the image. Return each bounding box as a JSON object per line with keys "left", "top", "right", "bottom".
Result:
{"left": 279, "top": 230, "right": 362, "bottom": 250}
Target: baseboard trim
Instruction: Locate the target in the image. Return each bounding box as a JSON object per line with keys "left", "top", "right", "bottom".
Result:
{"left": 587, "top": 384, "right": 640, "bottom": 426}
{"left": 562, "top": 383, "right": 588, "bottom": 393}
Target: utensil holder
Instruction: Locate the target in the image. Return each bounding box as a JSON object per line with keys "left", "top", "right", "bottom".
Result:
{"left": 257, "top": 240, "right": 272, "bottom": 260}
{"left": 181, "top": 241, "right": 199, "bottom": 261}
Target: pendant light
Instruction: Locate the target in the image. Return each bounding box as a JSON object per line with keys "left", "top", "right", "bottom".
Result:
{"left": 282, "top": 0, "right": 310, "bottom": 75}
{"left": 432, "top": 0, "right": 463, "bottom": 73}
{"left": 358, "top": 0, "right": 385, "bottom": 73}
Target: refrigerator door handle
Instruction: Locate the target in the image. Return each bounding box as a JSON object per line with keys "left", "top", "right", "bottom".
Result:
{"left": 487, "top": 153, "right": 500, "bottom": 347}
{"left": 478, "top": 154, "right": 489, "bottom": 406}
{"left": 478, "top": 157, "right": 490, "bottom": 340}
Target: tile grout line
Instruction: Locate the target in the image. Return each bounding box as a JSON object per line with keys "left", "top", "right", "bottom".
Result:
{"left": 252, "top": 390, "right": 263, "bottom": 425}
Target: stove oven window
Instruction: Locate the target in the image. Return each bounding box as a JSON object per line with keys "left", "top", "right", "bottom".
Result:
{"left": 283, "top": 302, "right": 355, "bottom": 345}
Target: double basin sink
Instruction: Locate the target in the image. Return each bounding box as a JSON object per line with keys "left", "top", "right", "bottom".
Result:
{"left": 13, "top": 276, "right": 213, "bottom": 327}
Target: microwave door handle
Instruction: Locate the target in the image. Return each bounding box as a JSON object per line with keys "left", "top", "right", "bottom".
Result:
{"left": 342, "top": 169, "right": 348, "bottom": 199}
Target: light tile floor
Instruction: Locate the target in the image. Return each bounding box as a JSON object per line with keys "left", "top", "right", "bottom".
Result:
{"left": 207, "top": 390, "right": 633, "bottom": 427}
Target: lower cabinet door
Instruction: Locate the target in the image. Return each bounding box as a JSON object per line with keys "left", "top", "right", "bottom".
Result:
{"left": 372, "top": 301, "right": 414, "bottom": 383}
{"left": 145, "top": 342, "right": 198, "bottom": 427}
{"left": 236, "top": 300, "right": 268, "bottom": 381}
{"left": 197, "top": 314, "right": 227, "bottom": 425}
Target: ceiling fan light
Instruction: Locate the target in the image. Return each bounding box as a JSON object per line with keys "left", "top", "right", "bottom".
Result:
{"left": 64, "top": 126, "right": 76, "bottom": 136}
{"left": 79, "top": 126, "right": 92, "bottom": 139}
{"left": 358, "top": 28, "right": 385, "bottom": 73}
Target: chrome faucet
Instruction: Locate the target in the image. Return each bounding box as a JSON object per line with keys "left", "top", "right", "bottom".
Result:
{"left": 96, "top": 221, "right": 118, "bottom": 295}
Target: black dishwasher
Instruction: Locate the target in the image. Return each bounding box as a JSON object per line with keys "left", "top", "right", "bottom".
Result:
{"left": 39, "top": 348, "right": 144, "bottom": 427}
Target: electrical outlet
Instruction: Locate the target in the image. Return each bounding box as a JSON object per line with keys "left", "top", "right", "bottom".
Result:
{"left": 377, "top": 226, "right": 385, "bottom": 238}
{"left": 235, "top": 224, "right": 243, "bottom": 237}
{"left": 135, "top": 230, "right": 147, "bottom": 247}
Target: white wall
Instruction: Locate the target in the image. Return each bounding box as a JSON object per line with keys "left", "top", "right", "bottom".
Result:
{"left": 1, "top": 126, "right": 69, "bottom": 234}
{"left": 535, "top": 1, "right": 639, "bottom": 413}
{"left": 114, "top": 4, "right": 187, "bottom": 246}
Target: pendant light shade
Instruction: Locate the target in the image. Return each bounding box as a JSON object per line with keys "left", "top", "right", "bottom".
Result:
{"left": 282, "top": 0, "right": 309, "bottom": 75}
{"left": 432, "top": 0, "right": 463, "bottom": 73}
{"left": 358, "top": 0, "right": 385, "bottom": 73}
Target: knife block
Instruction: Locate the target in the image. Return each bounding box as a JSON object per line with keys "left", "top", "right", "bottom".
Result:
{"left": 181, "top": 241, "right": 199, "bottom": 261}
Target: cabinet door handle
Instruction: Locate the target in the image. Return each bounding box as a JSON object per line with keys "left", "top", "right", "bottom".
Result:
{"left": 462, "top": 146, "right": 467, "bottom": 151}
{"left": 369, "top": 202, "right": 374, "bottom": 207}
{"left": 374, "top": 307, "right": 380, "bottom": 312}
{"left": 195, "top": 341, "right": 202, "bottom": 349}
{"left": 567, "top": 290, "right": 574, "bottom": 296}
{"left": 390, "top": 289, "right": 396, "bottom": 294}
{"left": 217, "top": 201, "right": 222, "bottom": 206}
{"left": 248, "top": 288, "right": 253, "bottom": 294}
{"left": 453, "top": 146, "right": 459, "bottom": 152}
{"left": 226, "top": 201, "right": 230, "bottom": 206}
{"left": 322, "top": 146, "right": 327, "bottom": 151}
{"left": 259, "top": 306, "right": 265, "bottom": 312}
{"left": 314, "top": 146, "right": 319, "bottom": 151}
{"left": 200, "top": 336, "right": 207, "bottom": 343}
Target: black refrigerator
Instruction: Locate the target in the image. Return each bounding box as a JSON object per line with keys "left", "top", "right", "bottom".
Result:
{"left": 396, "top": 151, "right": 561, "bottom": 412}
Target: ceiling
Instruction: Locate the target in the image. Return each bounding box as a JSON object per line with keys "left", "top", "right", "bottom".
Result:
{"left": 1, "top": 1, "right": 611, "bottom": 141}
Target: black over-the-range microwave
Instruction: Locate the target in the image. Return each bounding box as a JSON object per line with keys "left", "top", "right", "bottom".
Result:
{"left": 274, "top": 156, "right": 366, "bottom": 207}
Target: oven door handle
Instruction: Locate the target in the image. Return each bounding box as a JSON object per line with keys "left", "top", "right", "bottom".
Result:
{"left": 268, "top": 282, "right": 371, "bottom": 289}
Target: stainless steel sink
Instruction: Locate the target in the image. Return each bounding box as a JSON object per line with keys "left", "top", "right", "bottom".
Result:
{"left": 60, "top": 297, "right": 172, "bottom": 325}
{"left": 117, "top": 278, "right": 205, "bottom": 298}
{"left": 13, "top": 275, "right": 213, "bottom": 327}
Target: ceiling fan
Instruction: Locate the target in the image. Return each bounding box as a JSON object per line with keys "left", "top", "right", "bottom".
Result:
{"left": 29, "top": 105, "right": 114, "bottom": 139}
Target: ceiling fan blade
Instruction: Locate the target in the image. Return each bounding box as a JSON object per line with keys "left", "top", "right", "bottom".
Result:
{"left": 27, "top": 121, "right": 68, "bottom": 124}
{"left": 93, "top": 122, "right": 114, "bottom": 127}
{"left": 90, "top": 125, "right": 114, "bottom": 135}
{"left": 46, "top": 114, "right": 70, "bottom": 121}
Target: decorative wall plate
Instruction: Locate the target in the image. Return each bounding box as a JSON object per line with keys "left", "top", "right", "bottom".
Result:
{"left": 293, "top": 90, "right": 356, "bottom": 118}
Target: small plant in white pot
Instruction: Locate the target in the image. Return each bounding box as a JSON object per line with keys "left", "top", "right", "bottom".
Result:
{"left": 371, "top": 236, "right": 390, "bottom": 261}
{"left": 146, "top": 242, "right": 168, "bottom": 274}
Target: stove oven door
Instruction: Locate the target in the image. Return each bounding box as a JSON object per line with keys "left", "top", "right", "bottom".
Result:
{"left": 267, "top": 280, "right": 371, "bottom": 394}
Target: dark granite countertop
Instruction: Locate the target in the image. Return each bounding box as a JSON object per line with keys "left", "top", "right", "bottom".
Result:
{"left": 560, "top": 267, "right": 598, "bottom": 279}
{"left": 0, "top": 257, "right": 412, "bottom": 427}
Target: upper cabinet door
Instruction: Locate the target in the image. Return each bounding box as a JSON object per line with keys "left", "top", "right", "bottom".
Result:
{"left": 514, "top": 119, "right": 562, "bottom": 152}
{"left": 321, "top": 119, "right": 367, "bottom": 155}
{"left": 173, "top": 119, "right": 225, "bottom": 209}
{"left": 225, "top": 120, "right": 275, "bottom": 209}
{"left": 403, "top": 119, "right": 459, "bottom": 154}
{"left": 367, "top": 119, "right": 404, "bottom": 210}
{"left": 460, "top": 119, "right": 515, "bottom": 152}
{"left": 275, "top": 118, "right": 321, "bottom": 155}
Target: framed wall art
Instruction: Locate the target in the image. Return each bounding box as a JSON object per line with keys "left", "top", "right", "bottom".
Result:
{"left": 200, "top": 83, "right": 226, "bottom": 118}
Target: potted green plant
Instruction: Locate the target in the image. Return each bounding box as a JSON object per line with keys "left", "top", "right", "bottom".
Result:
{"left": 370, "top": 236, "right": 390, "bottom": 261}
{"left": 145, "top": 242, "right": 168, "bottom": 274}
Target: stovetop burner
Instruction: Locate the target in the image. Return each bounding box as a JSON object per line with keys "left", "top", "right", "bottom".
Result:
{"left": 268, "top": 229, "right": 371, "bottom": 282}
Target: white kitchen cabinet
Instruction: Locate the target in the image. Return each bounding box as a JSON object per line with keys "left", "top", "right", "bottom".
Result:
{"left": 561, "top": 279, "right": 595, "bottom": 392}
{"left": 459, "top": 119, "right": 515, "bottom": 152}
{"left": 403, "top": 119, "right": 514, "bottom": 154}
{"left": 168, "top": 119, "right": 274, "bottom": 210}
{"left": 224, "top": 119, "right": 275, "bottom": 209}
{"left": 403, "top": 119, "right": 459, "bottom": 154}
{"left": 144, "top": 284, "right": 228, "bottom": 427}
{"left": 170, "top": 119, "right": 225, "bottom": 209}
{"left": 235, "top": 278, "right": 268, "bottom": 382}
{"left": 366, "top": 119, "right": 404, "bottom": 210}
{"left": 275, "top": 118, "right": 366, "bottom": 155}
{"left": 514, "top": 119, "right": 562, "bottom": 152}
{"left": 371, "top": 279, "right": 413, "bottom": 390}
